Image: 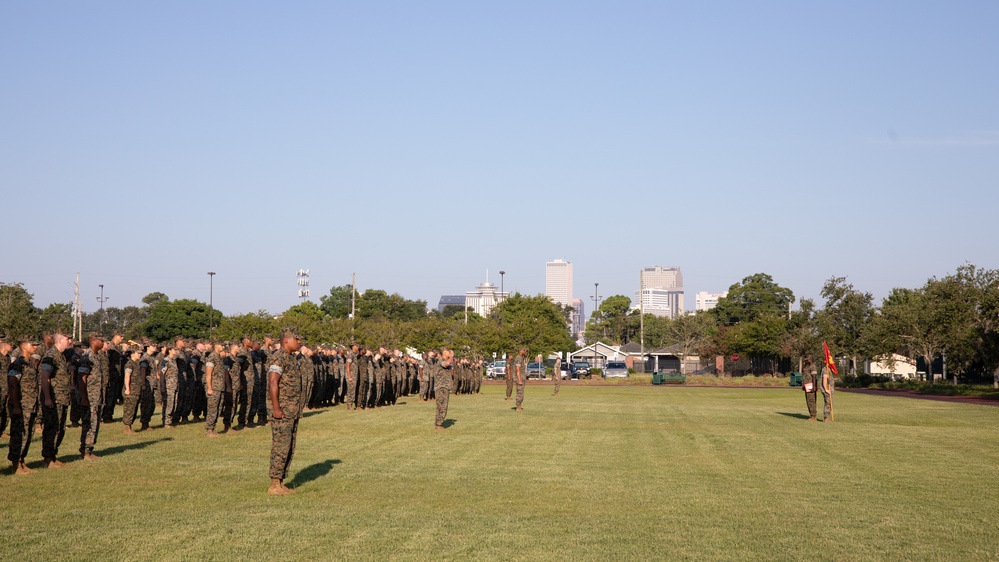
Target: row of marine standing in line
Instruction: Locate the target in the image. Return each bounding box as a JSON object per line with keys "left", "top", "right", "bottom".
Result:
{"left": 5, "top": 332, "right": 112, "bottom": 474}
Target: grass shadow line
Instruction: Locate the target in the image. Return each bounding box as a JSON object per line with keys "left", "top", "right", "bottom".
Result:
{"left": 776, "top": 412, "right": 811, "bottom": 420}
{"left": 442, "top": 419, "right": 457, "bottom": 429}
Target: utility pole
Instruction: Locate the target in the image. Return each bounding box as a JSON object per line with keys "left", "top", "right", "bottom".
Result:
{"left": 208, "top": 272, "right": 216, "bottom": 339}
{"left": 97, "top": 284, "right": 110, "bottom": 336}
{"left": 499, "top": 270, "right": 505, "bottom": 327}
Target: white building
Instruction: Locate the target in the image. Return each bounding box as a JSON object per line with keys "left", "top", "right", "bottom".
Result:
{"left": 695, "top": 291, "right": 728, "bottom": 312}
{"left": 545, "top": 259, "right": 573, "bottom": 307}
{"left": 465, "top": 280, "right": 508, "bottom": 317}
{"left": 634, "top": 288, "right": 685, "bottom": 318}
{"left": 636, "top": 266, "right": 684, "bottom": 318}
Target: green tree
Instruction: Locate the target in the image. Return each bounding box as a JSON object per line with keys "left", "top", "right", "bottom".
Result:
{"left": 783, "top": 299, "right": 820, "bottom": 372}
{"left": 38, "top": 303, "right": 73, "bottom": 334}
{"left": 816, "top": 276, "right": 875, "bottom": 376}
{"left": 0, "top": 282, "right": 39, "bottom": 341}
{"left": 584, "top": 295, "right": 634, "bottom": 344}
{"left": 492, "top": 294, "right": 575, "bottom": 357}
{"left": 319, "top": 285, "right": 354, "bottom": 319}
{"left": 141, "top": 299, "right": 213, "bottom": 341}
{"left": 663, "top": 312, "right": 718, "bottom": 373}
{"left": 713, "top": 273, "right": 795, "bottom": 325}
{"left": 142, "top": 292, "right": 169, "bottom": 306}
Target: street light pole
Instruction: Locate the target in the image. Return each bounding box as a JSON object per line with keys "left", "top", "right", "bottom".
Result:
{"left": 499, "top": 270, "right": 506, "bottom": 326}
{"left": 97, "top": 284, "right": 109, "bottom": 335}
{"left": 208, "top": 272, "right": 216, "bottom": 339}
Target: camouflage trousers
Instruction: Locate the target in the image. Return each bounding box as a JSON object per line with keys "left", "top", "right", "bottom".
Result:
{"left": 205, "top": 389, "right": 223, "bottom": 431}
{"left": 122, "top": 394, "right": 140, "bottom": 427}
{"left": 346, "top": 377, "right": 358, "bottom": 410}
{"left": 41, "top": 402, "right": 69, "bottom": 459}
{"left": 70, "top": 391, "right": 84, "bottom": 426}
{"left": 552, "top": 376, "right": 561, "bottom": 396}
{"left": 515, "top": 383, "right": 525, "bottom": 408}
{"left": 80, "top": 403, "right": 102, "bottom": 455}
{"left": 269, "top": 417, "right": 299, "bottom": 481}
{"left": 418, "top": 378, "right": 429, "bottom": 401}
{"left": 822, "top": 391, "right": 833, "bottom": 421}
{"left": 162, "top": 383, "right": 178, "bottom": 427}
{"left": 139, "top": 386, "right": 155, "bottom": 426}
{"left": 0, "top": 385, "right": 8, "bottom": 436}
{"left": 239, "top": 375, "right": 253, "bottom": 425}
{"left": 805, "top": 391, "right": 817, "bottom": 418}
{"left": 368, "top": 374, "right": 383, "bottom": 408}
{"left": 434, "top": 385, "right": 450, "bottom": 427}
{"left": 506, "top": 377, "right": 514, "bottom": 399}
{"left": 192, "top": 382, "right": 207, "bottom": 418}
{"left": 7, "top": 401, "right": 38, "bottom": 463}
{"left": 102, "top": 374, "right": 121, "bottom": 422}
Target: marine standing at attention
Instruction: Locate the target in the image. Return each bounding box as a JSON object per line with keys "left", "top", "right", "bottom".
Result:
{"left": 268, "top": 330, "right": 304, "bottom": 496}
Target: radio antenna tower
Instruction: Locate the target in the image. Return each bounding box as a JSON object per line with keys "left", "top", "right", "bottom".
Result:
{"left": 296, "top": 269, "right": 311, "bottom": 301}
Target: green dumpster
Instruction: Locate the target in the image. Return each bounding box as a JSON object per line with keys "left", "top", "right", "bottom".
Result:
{"left": 789, "top": 372, "right": 803, "bottom": 387}
{"left": 652, "top": 372, "right": 664, "bottom": 385}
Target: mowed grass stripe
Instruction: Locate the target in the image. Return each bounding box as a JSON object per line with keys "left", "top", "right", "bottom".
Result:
{"left": 2, "top": 386, "right": 998, "bottom": 560}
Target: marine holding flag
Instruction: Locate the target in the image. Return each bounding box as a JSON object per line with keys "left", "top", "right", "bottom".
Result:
{"left": 821, "top": 342, "right": 837, "bottom": 422}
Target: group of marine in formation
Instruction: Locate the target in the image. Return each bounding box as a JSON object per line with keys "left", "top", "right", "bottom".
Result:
{"left": 2, "top": 330, "right": 532, "bottom": 493}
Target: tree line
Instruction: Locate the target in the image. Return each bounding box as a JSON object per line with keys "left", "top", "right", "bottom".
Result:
{"left": 3, "top": 263, "right": 997, "bottom": 385}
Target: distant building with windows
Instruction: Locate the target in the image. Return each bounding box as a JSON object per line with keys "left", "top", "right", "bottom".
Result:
{"left": 437, "top": 295, "right": 466, "bottom": 313}
{"left": 571, "top": 298, "right": 585, "bottom": 337}
{"left": 634, "top": 266, "right": 684, "bottom": 318}
{"left": 545, "top": 259, "right": 573, "bottom": 308}
{"left": 695, "top": 291, "right": 728, "bottom": 312}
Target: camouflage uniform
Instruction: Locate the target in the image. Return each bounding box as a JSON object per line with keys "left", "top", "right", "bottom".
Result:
{"left": 802, "top": 367, "right": 818, "bottom": 419}
{"left": 267, "top": 349, "right": 303, "bottom": 481}
{"left": 298, "top": 352, "right": 314, "bottom": 413}
{"left": 552, "top": 357, "right": 562, "bottom": 396}
{"left": 0, "top": 349, "right": 10, "bottom": 436}
{"left": 418, "top": 357, "right": 430, "bottom": 401}
{"left": 251, "top": 348, "right": 268, "bottom": 424}
{"left": 79, "top": 347, "right": 107, "bottom": 455}
{"left": 160, "top": 355, "right": 180, "bottom": 427}
{"left": 820, "top": 365, "right": 835, "bottom": 422}
{"left": 121, "top": 357, "right": 144, "bottom": 427}
{"left": 505, "top": 356, "right": 515, "bottom": 400}
{"left": 513, "top": 355, "right": 528, "bottom": 409}
{"left": 101, "top": 343, "right": 122, "bottom": 422}
{"left": 7, "top": 354, "right": 41, "bottom": 464}
{"left": 41, "top": 347, "right": 73, "bottom": 459}
{"left": 232, "top": 349, "right": 250, "bottom": 426}
{"left": 204, "top": 351, "right": 226, "bottom": 432}
{"left": 434, "top": 359, "right": 451, "bottom": 427}
{"left": 369, "top": 354, "right": 386, "bottom": 408}
{"left": 138, "top": 354, "right": 155, "bottom": 428}
{"left": 345, "top": 350, "right": 358, "bottom": 410}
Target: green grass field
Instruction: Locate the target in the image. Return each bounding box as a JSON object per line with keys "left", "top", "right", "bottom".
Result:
{"left": 3, "top": 385, "right": 999, "bottom": 561}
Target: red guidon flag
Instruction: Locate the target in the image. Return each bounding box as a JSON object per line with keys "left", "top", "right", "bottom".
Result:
{"left": 823, "top": 341, "right": 839, "bottom": 376}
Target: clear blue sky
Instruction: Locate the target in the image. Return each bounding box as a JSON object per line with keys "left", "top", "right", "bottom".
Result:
{"left": 3, "top": 1, "right": 996, "bottom": 317}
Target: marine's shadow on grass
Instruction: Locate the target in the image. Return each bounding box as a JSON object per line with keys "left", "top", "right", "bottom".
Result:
{"left": 96, "top": 437, "right": 175, "bottom": 457}
{"left": 19, "top": 437, "right": 174, "bottom": 469}
{"left": 776, "top": 412, "right": 811, "bottom": 420}
{"left": 300, "top": 410, "right": 325, "bottom": 419}
{"left": 287, "top": 459, "right": 341, "bottom": 490}
{"left": 442, "top": 419, "right": 457, "bottom": 429}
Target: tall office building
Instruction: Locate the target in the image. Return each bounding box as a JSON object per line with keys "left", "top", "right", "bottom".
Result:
{"left": 545, "top": 259, "right": 573, "bottom": 307}
{"left": 636, "top": 266, "right": 684, "bottom": 318}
